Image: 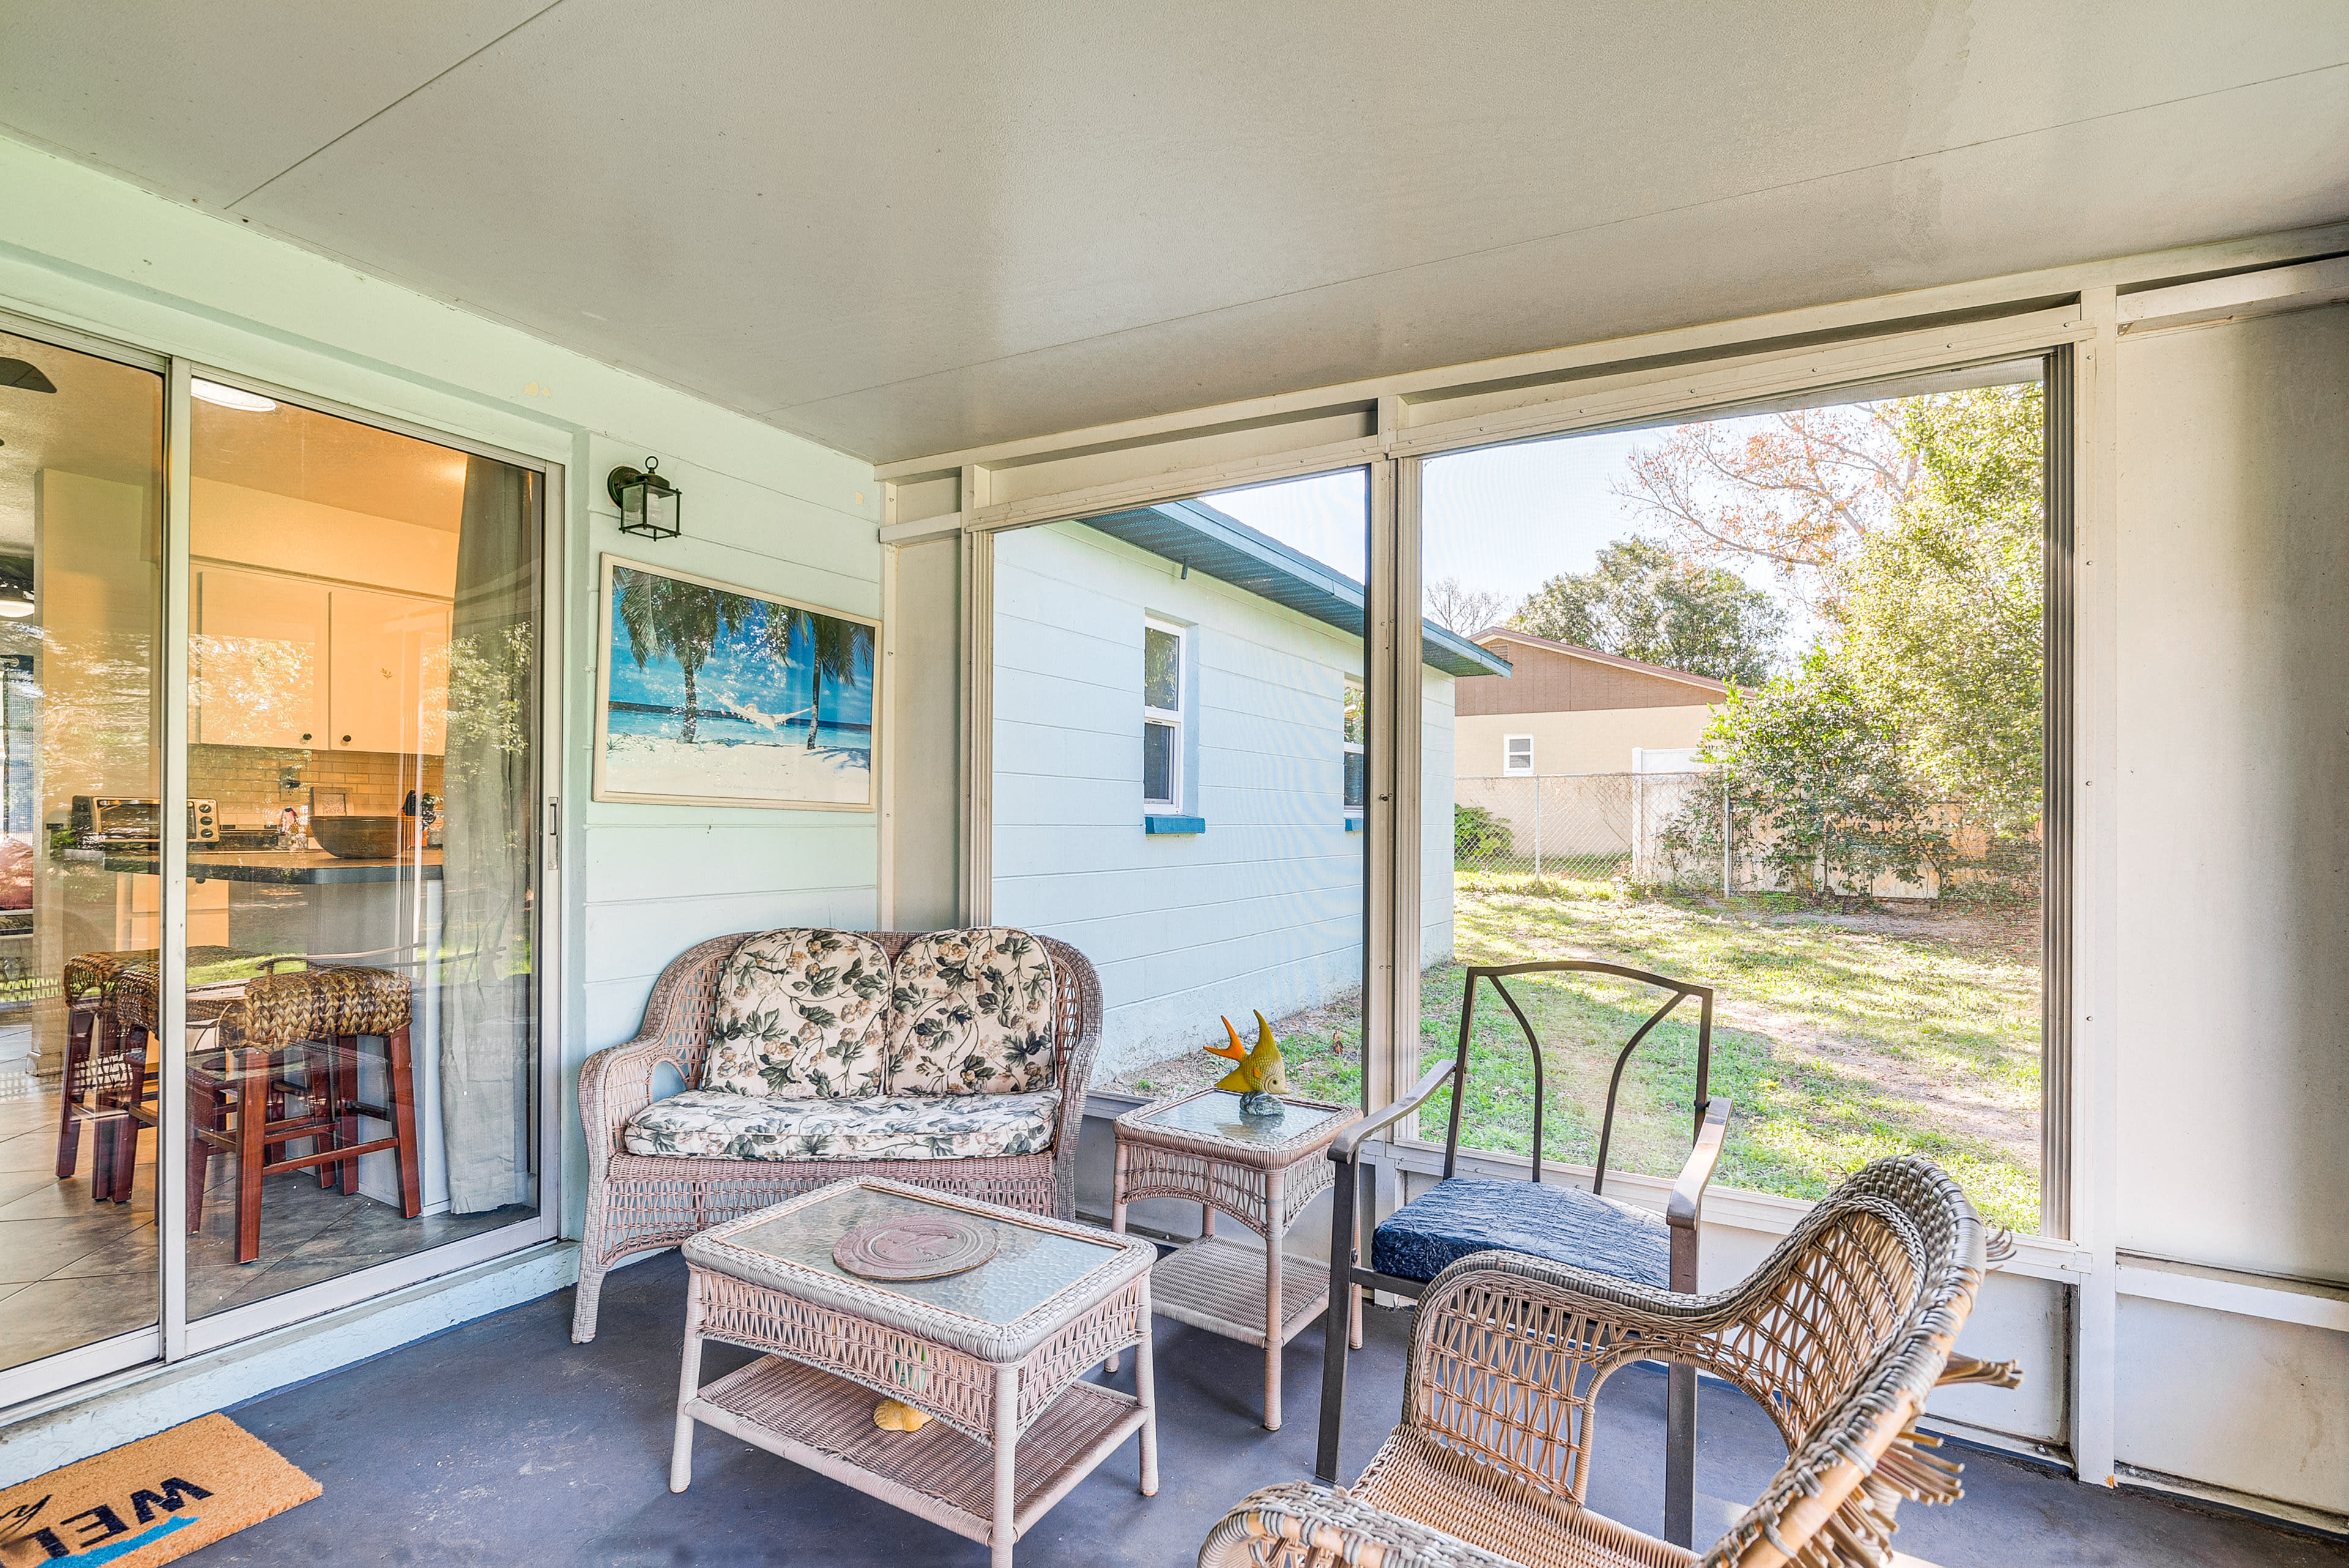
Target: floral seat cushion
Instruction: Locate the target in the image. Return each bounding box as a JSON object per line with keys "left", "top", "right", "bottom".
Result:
{"left": 703, "top": 929, "right": 891, "bottom": 1099}
{"left": 887, "top": 928, "right": 1059, "bottom": 1095}
{"left": 623, "top": 1089, "right": 1060, "bottom": 1162}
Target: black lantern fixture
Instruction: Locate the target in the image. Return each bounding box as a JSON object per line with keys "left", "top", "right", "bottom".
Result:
{"left": 608, "top": 456, "right": 682, "bottom": 540}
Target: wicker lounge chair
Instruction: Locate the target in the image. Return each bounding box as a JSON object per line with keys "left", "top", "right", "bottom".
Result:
{"left": 572, "top": 927, "right": 1102, "bottom": 1343}
{"left": 1319, "top": 960, "right": 1729, "bottom": 1544}
{"left": 1208, "top": 1154, "right": 2019, "bottom": 1568}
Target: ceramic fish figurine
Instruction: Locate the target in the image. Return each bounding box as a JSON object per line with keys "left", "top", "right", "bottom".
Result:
{"left": 874, "top": 1398, "right": 932, "bottom": 1432}
{"left": 1209, "top": 1011, "right": 1290, "bottom": 1118}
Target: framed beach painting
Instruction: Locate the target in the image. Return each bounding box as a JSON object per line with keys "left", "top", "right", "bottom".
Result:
{"left": 593, "top": 554, "right": 880, "bottom": 810}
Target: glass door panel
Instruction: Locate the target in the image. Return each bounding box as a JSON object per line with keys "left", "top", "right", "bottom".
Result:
{"left": 184, "top": 385, "right": 541, "bottom": 1316}
{"left": 0, "top": 327, "right": 164, "bottom": 1378}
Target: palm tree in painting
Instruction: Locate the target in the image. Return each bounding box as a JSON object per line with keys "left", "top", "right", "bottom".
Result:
{"left": 765, "top": 608, "right": 871, "bottom": 749}
{"left": 617, "top": 568, "right": 750, "bottom": 743}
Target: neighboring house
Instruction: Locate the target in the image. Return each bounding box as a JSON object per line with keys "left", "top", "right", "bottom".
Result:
{"left": 1452, "top": 628, "right": 1726, "bottom": 780}
{"left": 991, "top": 499, "right": 1506, "bottom": 1077}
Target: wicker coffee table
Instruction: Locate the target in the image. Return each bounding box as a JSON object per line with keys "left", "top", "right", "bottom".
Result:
{"left": 1110, "top": 1088, "right": 1363, "bottom": 1430}
{"left": 673, "top": 1176, "right": 1159, "bottom": 1567}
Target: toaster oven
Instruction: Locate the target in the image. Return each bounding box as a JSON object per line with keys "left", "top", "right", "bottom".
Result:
{"left": 70, "top": 796, "right": 159, "bottom": 841}
{"left": 69, "top": 797, "right": 220, "bottom": 843}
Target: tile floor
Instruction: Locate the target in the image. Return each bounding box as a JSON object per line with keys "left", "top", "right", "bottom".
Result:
{"left": 0, "top": 1082, "right": 529, "bottom": 1372}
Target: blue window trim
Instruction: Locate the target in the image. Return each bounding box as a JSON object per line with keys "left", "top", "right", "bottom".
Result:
{"left": 1144, "top": 815, "right": 1207, "bottom": 836}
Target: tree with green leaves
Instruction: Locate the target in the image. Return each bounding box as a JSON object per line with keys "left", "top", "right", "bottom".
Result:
{"left": 766, "top": 607, "right": 872, "bottom": 750}
{"left": 1835, "top": 385, "right": 2043, "bottom": 836}
{"left": 616, "top": 568, "right": 751, "bottom": 743}
{"left": 1511, "top": 537, "right": 1786, "bottom": 684}
{"left": 1661, "top": 650, "right": 1950, "bottom": 899}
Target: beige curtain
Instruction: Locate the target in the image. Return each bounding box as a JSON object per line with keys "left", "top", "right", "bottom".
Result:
{"left": 439, "top": 456, "right": 539, "bottom": 1213}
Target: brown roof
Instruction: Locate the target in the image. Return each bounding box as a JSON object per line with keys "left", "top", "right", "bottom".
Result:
{"left": 1470, "top": 629, "right": 1727, "bottom": 694}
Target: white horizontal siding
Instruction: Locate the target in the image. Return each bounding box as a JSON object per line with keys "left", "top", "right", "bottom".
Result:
{"left": 994, "top": 519, "right": 1459, "bottom": 1079}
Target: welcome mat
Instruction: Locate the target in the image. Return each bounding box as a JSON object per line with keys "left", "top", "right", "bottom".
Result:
{"left": 0, "top": 1414, "right": 318, "bottom": 1566}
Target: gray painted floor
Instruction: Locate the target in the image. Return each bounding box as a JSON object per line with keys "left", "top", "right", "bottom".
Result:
{"left": 174, "top": 1249, "right": 2345, "bottom": 1567}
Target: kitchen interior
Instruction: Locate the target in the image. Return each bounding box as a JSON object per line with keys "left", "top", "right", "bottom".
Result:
{"left": 0, "top": 329, "right": 541, "bottom": 1381}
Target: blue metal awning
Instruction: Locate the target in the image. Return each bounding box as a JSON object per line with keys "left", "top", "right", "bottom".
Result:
{"left": 1075, "top": 498, "right": 1512, "bottom": 678}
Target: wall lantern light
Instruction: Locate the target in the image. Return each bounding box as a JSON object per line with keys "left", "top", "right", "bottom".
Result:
{"left": 608, "top": 456, "right": 682, "bottom": 540}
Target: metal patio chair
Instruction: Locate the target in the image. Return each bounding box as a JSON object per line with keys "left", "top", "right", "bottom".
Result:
{"left": 1317, "top": 960, "right": 1731, "bottom": 1548}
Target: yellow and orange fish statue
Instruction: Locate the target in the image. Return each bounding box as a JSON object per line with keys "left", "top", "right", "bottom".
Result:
{"left": 1208, "top": 1011, "right": 1290, "bottom": 1118}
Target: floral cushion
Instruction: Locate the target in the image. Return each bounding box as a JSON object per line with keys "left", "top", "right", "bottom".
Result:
{"left": 886, "top": 928, "right": 1059, "bottom": 1095}
{"left": 622, "top": 1089, "right": 1060, "bottom": 1162}
{"left": 702, "top": 929, "right": 892, "bottom": 1099}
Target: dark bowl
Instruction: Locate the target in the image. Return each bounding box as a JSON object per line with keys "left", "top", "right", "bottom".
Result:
{"left": 312, "top": 816, "right": 401, "bottom": 859}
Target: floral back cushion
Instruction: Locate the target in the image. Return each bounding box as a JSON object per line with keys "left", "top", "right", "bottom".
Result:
{"left": 886, "top": 928, "right": 1059, "bottom": 1095}
{"left": 702, "top": 929, "right": 891, "bottom": 1099}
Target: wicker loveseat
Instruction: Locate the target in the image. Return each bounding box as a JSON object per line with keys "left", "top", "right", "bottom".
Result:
{"left": 572, "top": 927, "right": 1102, "bottom": 1342}
{"left": 1203, "top": 1156, "right": 2019, "bottom": 1568}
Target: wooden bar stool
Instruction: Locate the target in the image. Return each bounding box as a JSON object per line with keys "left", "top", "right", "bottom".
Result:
{"left": 59, "top": 946, "right": 252, "bottom": 1183}
{"left": 188, "top": 965, "right": 422, "bottom": 1263}
{"left": 105, "top": 963, "right": 316, "bottom": 1208}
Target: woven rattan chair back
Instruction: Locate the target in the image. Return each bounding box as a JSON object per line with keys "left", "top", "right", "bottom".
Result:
{"left": 1378, "top": 1156, "right": 2001, "bottom": 1567}
{"left": 1209, "top": 1156, "right": 2014, "bottom": 1568}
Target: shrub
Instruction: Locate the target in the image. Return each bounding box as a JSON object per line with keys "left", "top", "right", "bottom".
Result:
{"left": 1454, "top": 803, "right": 1514, "bottom": 861}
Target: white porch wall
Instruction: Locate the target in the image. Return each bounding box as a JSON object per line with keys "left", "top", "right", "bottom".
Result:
{"left": 0, "top": 139, "right": 881, "bottom": 1258}
{"left": 2106, "top": 302, "right": 2349, "bottom": 1515}
{"left": 995, "top": 519, "right": 1462, "bottom": 1079}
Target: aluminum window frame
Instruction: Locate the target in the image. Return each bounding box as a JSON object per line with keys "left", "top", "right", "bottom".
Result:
{"left": 901, "top": 240, "right": 2349, "bottom": 1496}
{"left": 1502, "top": 734, "right": 1535, "bottom": 775}
{"left": 1141, "top": 616, "right": 1186, "bottom": 813}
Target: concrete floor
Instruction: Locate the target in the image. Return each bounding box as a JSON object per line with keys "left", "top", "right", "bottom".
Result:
{"left": 178, "top": 1249, "right": 2347, "bottom": 1567}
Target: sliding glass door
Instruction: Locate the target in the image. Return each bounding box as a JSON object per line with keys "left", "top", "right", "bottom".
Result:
{"left": 180, "top": 380, "right": 546, "bottom": 1326}
{"left": 0, "top": 323, "right": 166, "bottom": 1395}
{"left": 0, "top": 316, "right": 555, "bottom": 1407}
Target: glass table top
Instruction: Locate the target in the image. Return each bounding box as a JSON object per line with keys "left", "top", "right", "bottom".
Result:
{"left": 728, "top": 1184, "right": 1123, "bottom": 1325}
{"left": 1137, "top": 1090, "right": 1350, "bottom": 1146}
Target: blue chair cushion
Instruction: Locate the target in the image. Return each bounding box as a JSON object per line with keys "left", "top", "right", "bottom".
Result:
{"left": 1370, "top": 1176, "right": 1671, "bottom": 1290}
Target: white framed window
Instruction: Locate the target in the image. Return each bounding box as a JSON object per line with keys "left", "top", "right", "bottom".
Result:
{"left": 1343, "top": 677, "right": 1366, "bottom": 814}
{"left": 1143, "top": 618, "right": 1184, "bottom": 809}
{"left": 1503, "top": 734, "right": 1534, "bottom": 775}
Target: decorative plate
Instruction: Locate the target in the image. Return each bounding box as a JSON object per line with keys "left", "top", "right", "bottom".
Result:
{"left": 833, "top": 1213, "right": 1000, "bottom": 1281}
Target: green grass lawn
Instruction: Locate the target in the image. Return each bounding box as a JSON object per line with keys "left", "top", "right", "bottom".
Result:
{"left": 1124, "top": 877, "right": 2043, "bottom": 1233}
{"left": 1434, "top": 878, "right": 2043, "bottom": 1231}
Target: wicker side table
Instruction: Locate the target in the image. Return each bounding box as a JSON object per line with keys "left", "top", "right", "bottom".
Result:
{"left": 675, "top": 1176, "right": 1159, "bottom": 1568}
{"left": 1111, "top": 1088, "right": 1364, "bottom": 1431}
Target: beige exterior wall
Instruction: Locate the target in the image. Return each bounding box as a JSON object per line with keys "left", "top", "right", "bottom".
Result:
{"left": 1455, "top": 704, "right": 1714, "bottom": 779}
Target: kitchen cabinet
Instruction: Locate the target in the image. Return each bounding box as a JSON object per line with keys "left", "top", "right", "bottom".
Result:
{"left": 329, "top": 589, "right": 451, "bottom": 755}
{"left": 194, "top": 567, "right": 450, "bottom": 756}
{"left": 193, "top": 568, "right": 328, "bottom": 747}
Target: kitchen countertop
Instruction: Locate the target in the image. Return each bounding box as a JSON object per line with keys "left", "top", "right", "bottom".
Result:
{"left": 91, "top": 847, "right": 444, "bottom": 885}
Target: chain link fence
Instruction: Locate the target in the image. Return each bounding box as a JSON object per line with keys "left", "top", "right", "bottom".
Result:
{"left": 1454, "top": 771, "right": 1727, "bottom": 890}
{"left": 1455, "top": 771, "right": 2036, "bottom": 902}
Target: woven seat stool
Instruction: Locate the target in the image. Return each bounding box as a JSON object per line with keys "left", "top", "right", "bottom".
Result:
{"left": 56, "top": 945, "right": 250, "bottom": 1182}
{"left": 106, "top": 963, "right": 338, "bottom": 1208}
{"left": 114, "top": 962, "right": 424, "bottom": 1260}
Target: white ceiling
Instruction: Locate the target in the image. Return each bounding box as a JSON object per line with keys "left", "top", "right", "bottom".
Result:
{"left": 2, "top": 2, "right": 2344, "bottom": 465}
